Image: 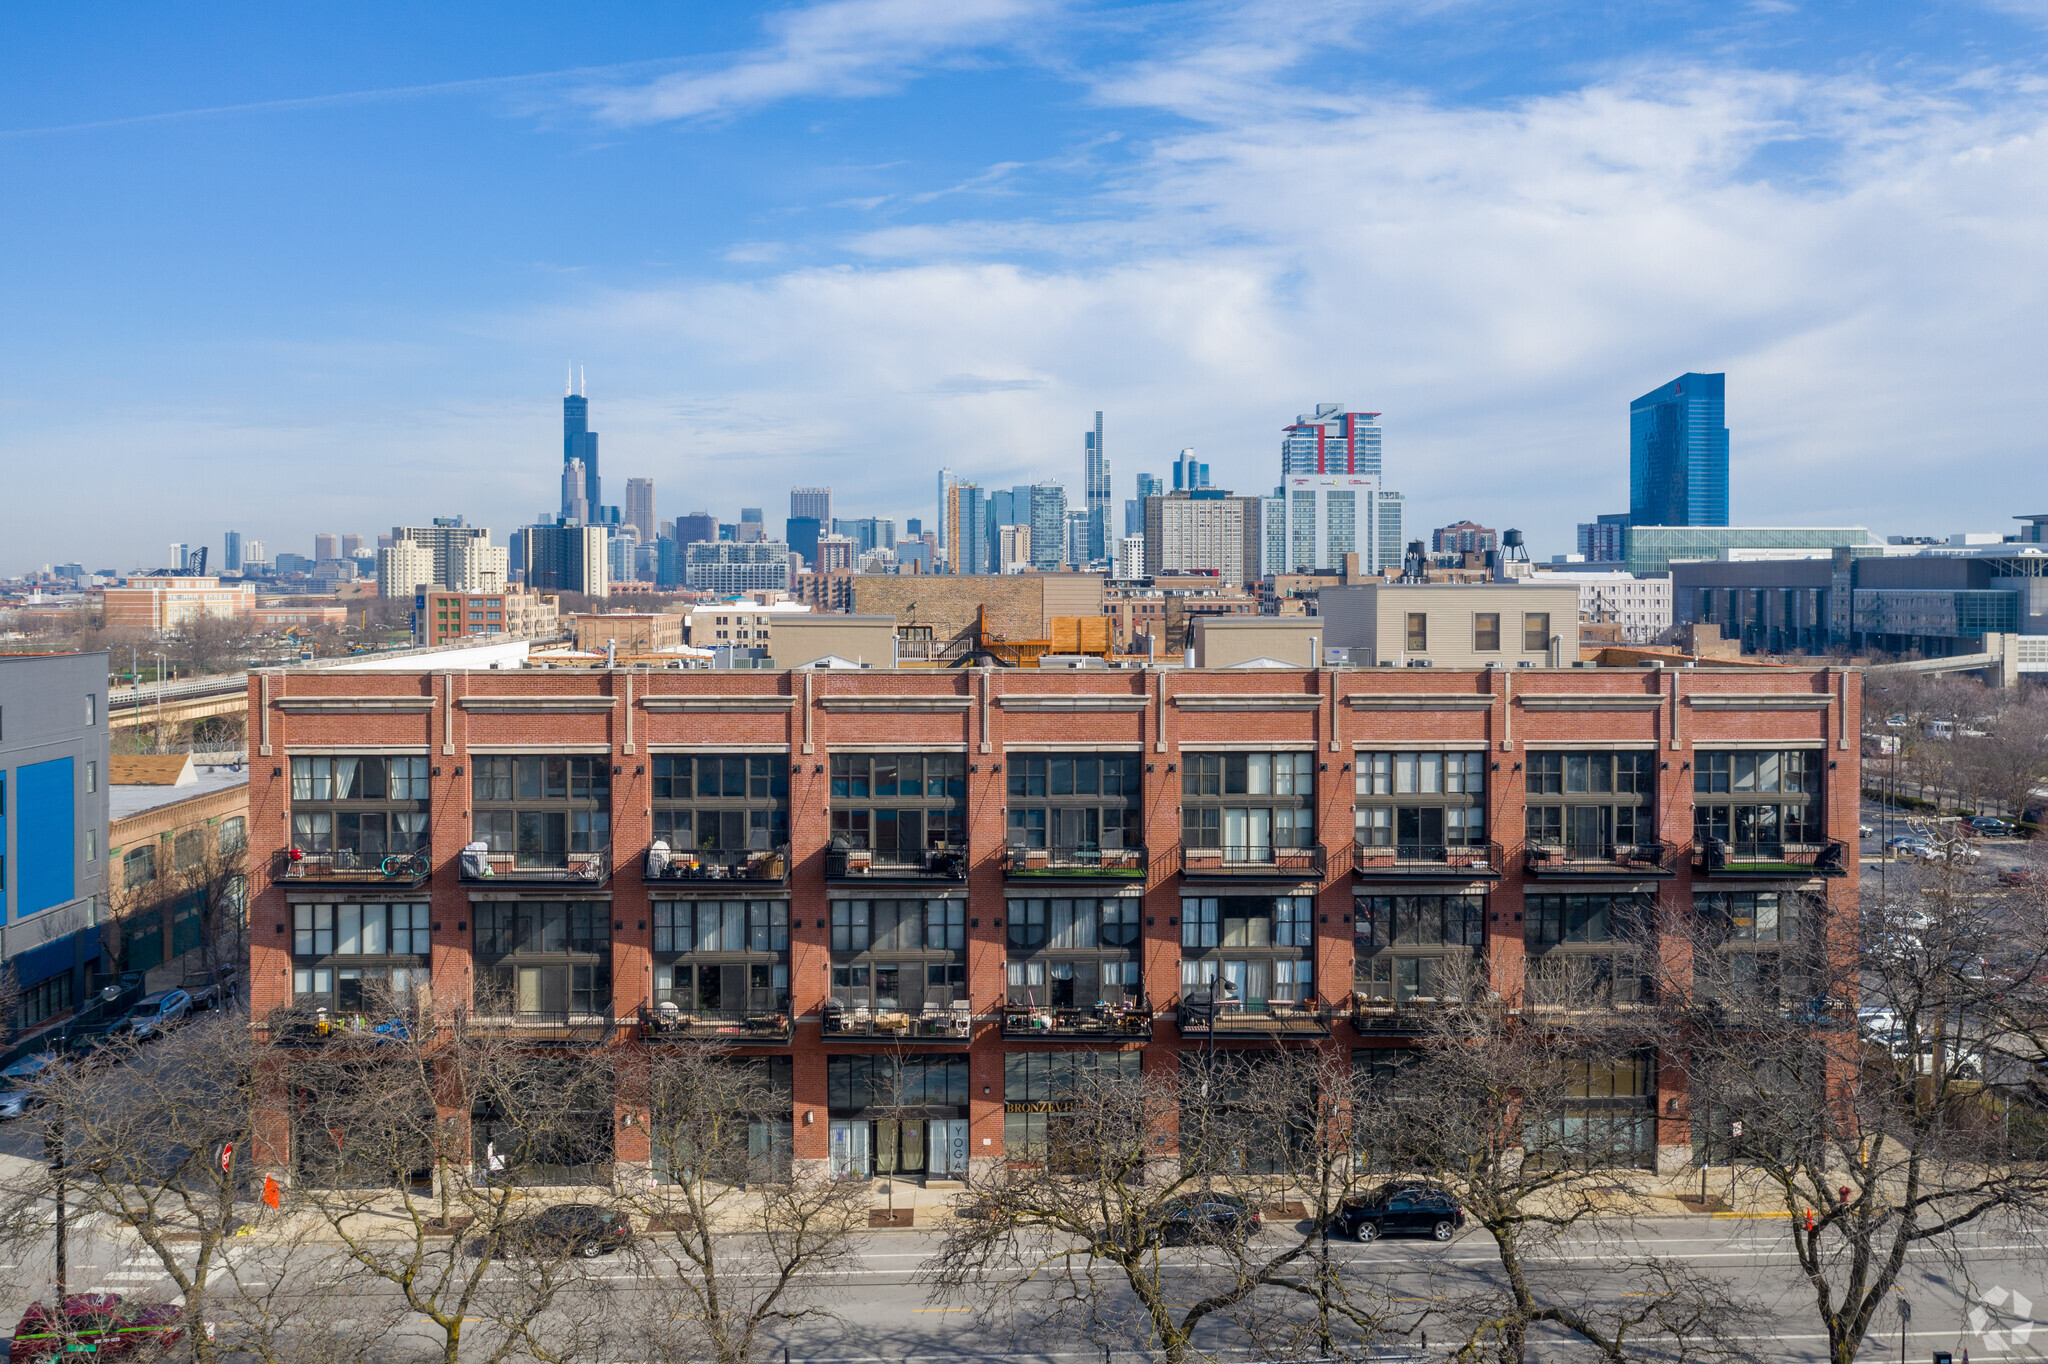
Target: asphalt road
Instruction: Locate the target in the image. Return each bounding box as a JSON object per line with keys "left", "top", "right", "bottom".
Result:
{"left": 6, "top": 1211, "right": 2048, "bottom": 1361}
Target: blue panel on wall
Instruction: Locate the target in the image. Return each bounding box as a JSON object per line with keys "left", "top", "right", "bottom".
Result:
{"left": 11, "top": 935, "right": 76, "bottom": 990}
{"left": 16, "top": 757, "right": 75, "bottom": 918}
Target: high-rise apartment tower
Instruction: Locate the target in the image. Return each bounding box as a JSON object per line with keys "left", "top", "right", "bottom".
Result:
{"left": 1282, "top": 405, "right": 1381, "bottom": 476}
{"left": 1084, "top": 411, "right": 1109, "bottom": 562}
{"left": 1629, "top": 372, "right": 1728, "bottom": 528}
{"left": 625, "top": 479, "right": 657, "bottom": 548}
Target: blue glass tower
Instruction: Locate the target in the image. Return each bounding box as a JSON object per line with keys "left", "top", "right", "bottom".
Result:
{"left": 1630, "top": 373, "right": 1728, "bottom": 527}
{"left": 563, "top": 384, "right": 599, "bottom": 522}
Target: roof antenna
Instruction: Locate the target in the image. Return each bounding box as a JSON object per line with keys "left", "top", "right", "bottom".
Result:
{"left": 566, "top": 365, "right": 572, "bottom": 397}
{"left": 580, "top": 364, "right": 586, "bottom": 398}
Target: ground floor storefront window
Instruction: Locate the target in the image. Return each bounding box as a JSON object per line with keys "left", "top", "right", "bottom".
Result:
{"left": 826, "top": 1055, "right": 971, "bottom": 1178}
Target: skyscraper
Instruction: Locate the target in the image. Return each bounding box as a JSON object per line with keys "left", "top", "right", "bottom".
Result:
{"left": 739, "top": 508, "right": 766, "bottom": 542}
{"left": 1629, "top": 372, "right": 1728, "bottom": 528}
{"left": 785, "top": 517, "right": 823, "bottom": 566}
{"left": 223, "top": 531, "right": 242, "bottom": 572}
{"left": 1172, "top": 450, "right": 1210, "bottom": 492}
{"left": 1083, "top": 411, "right": 1109, "bottom": 561}
{"left": 562, "top": 374, "right": 600, "bottom": 522}
{"left": 314, "top": 533, "right": 340, "bottom": 563}
{"left": 1282, "top": 405, "right": 1382, "bottom": 476}
{"left": 945, "top": 482, "right": 985, "bottom": 577}
{"left": 790, "top": 487, "right": 832, "bottom": 526}
{"left": 523, "top": 522, "right": 609, "bottom": 598}
{"left": 1128, "top": 472, "right": 1163, "bottom": 537}
{"left": 625, "top": 478, "right": 657, "bottom": 548}
{"left": 935, "top": 468, "right": 954, "bottom": 549}
{"left": 340, "top": 534, "right": 364, "bottom": 560}
{"left": 674, "top": 511, "right": 718, "bottom": 548}
{"left": 561, "top": 458, "right": 590, "bottom": 525}
{"left": 1028, "top": 484, "right": 1067, "bottom": 572}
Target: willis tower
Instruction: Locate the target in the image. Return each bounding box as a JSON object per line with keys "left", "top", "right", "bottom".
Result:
{"left": 562, "top": 369, "right": 599, "bottom": 523}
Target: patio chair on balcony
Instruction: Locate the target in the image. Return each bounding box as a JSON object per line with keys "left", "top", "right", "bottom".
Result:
{"left": 949, "top": 999, "right": 973, "bottom": 1037}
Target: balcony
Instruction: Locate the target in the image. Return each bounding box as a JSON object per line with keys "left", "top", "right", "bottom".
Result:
{"left": 1521, "top": 842, "right": 1675, "bottom": 880}
{"left": 821, "top": 998, "right": 975, "bottom": 1041}
{"left": 1694, "top": 839, "right": 1850, "bottom": 880}
{"left": 823, "top": 840, "right": 968, "bottom": 885}
{"left": 463, "top": 1006, "right": 618, "bottom": 1046}
{"left": 999, "top": 1000, "right": 1154, "bottom": 1039}
{"left": 638, "top": 1002, "right": 793, "bottom": 1044}
{"left": 1176, "top": 844, "right": 1327, "bottom": 883}
{"left": 459, "top": 842, "right": 611, "bottom": 886}
{"left": 1004, "top": 843, "right": 1150, "bottom": 884}
{"left": 1344, "top": 995, "right": 1455, "bottom": 1036}
{"left": 276, "top": 847, "right": 431, "bottom": 889}
{"left": 645, "top": 843, "right": 790, "bottom": 886}
{"left": 1175, "top": 994, "right": 1331, "bottom": 1039}
{"left": 1350, "top": 841, "right": 1504, "bottom": 883}
{"left": 263, "top": 1005, "right": 418, "bottom": 1047}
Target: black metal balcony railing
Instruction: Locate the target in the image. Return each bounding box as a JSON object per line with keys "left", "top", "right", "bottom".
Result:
{"left": 277, "top": 847, "right": 432, "bottom": 887}
{"left": 1005, "top": 843, "right": 1149, "bottom": 881}
{"left": 1695, "top": 839, "right": 1850, "bottom": 879}
{"left": 638, "top": 1002, "right": 794, "bottom": 1043}
{"left": 823, "top": 841, "right": 968, "bottom": 882}
{"left": 821, "top": 998, "right": 975, "bottom": 1040}
{"left": 1175, "top": 996, "right": 1331, "bottom": 1038}
{"left": 264, "top": 1005, "right": 418, "bottom": 1047}
{"left": 645, "top": 844, "right": 790, "bottom": 885}
{"left": 1177, "top": 844, "right": 1328, "bottom": 881}
{"left": 459, "top": 844, "right": 611, "bottom": 885}
{"left": 1344, "top": 994, "right": 1453, "bottom": 1035}
{"left": 1521, "top": 842, "right": 1675, "bottom": 879}
{"left": 1351, "top": 841, "right": 1504, "bottom": 881}
{"left": 999, "top": 999, "right": 1154, "bottom": 1038}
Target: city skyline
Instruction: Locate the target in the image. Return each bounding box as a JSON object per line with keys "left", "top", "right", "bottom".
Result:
{"left": 9, "top": 2, "right": 2048, "bottom": 569}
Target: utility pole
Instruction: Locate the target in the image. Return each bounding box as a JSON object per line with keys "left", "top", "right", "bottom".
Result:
{"left": 153, "top": 650, "right": 167, "bottom": 752}
{"left": 45, "top": 1100, "right": 66, "bottom": 1301}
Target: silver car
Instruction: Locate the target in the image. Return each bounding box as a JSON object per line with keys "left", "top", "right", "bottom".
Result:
{"left": 125, "top": 989, "right": 194, "bottom": 1040}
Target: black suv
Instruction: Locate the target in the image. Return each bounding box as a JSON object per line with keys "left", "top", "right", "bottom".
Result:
{"left": 1158, "top": 1193, "right": 1262, "bottom": 1244}
{"left": 1337, "top": 1185, "right": 1464, "bottom": 1242}
{"left": 497, "top": 1204, "right": 634, "bottom": 1258}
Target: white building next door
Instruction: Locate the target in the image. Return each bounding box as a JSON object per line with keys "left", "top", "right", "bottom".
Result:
{"left": 929, "top": 1119, "right": 970, "bottom": 1176}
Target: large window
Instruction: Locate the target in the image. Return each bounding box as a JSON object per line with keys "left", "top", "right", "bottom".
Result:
{"left": 471, "top": 756, "right": 610, "bottom": 869}
{"left": 1354, "top": 894, "right": 1483, "bottom": 1002}
{"left": 1693, "top": 751, "right": 1821, "bottom": 850}
{"left": 829, "top": 897, "right": 968, "bottom": 1012}
{"left": 1695, "top": 890, "right": 1806, "bottom": 1006}
{"left": 291, "top": 901, "right": 431, "bottom": 1012}
{"left": 1181, "top": 752, "right": 1314, "bottom": 860}
{"left": 291, "top": 755, "right": 430, "bottom": 861}
{"left": 1525, "top": 752, "right": 1654, "bottom": 854}
{"left": 1005, "top": 896, "right": 1141, "bottom": 1008}
{"left": 1355, "top": 752, "right": 1486, "bottom": 855}
{"left": 652, "top": 755, "right": 789, "bottom": 857}
{"left": 1005, "top": 754, "right": 1142, "bottom": 853}
{"left": 830, "top": 752, "right": 966, "bottom": 863}
{"left": 1004, "top": 1050, "right": 1141, "bottom": 1164}
{"left": 123, "top": 845, "right": 155, "bottom": 890}
{"left": 1180, "top": 895, "right": 1315, "bottom": 1011}
{"left": 1525, "top": 893, "right": 1652, "bottom": 1006}
{"left": 1525, "top": 1056, "right": 1656, "bottom": 1170}
{"left": 472, "top": 900, "right": 611, "bottom": 1017}
{"left": 651, "top": 899, "right": 790, "bottom": 1018}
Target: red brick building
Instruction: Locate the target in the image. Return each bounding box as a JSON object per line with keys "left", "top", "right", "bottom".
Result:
{"left": 246, "top": 662, "right": 1859, "bottom": 1182}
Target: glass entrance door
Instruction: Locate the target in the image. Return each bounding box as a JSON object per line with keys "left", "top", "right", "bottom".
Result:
{"left": 828, "top": 1120, "right": 870, "bottom": 1178}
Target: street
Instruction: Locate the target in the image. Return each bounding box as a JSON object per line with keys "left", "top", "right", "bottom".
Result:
{"left": 6, "top": 1210, "right": 2048, "bottom": 1360}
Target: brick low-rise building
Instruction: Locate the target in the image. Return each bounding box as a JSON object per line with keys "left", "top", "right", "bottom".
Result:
{"left": 245, "top": 660, "right": 1860, "bottom": 1185}
{"left": 413, "top": 589, "right": 560, "bottom": 647}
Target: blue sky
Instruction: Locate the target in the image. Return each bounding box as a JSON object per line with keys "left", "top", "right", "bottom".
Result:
{"left": 6, "top": 0, "right": 2048, "bottom": 572}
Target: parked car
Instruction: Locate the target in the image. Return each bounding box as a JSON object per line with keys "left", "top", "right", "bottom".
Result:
{"left": 1337, "top": 1185, "right": 1465, "bottom": 1242}
{"left": 1969, "top": 816, "right": 2016, "bottom": 837}
{"left": 1859, "top": 823, "right": 1875, "bottom": 838}
{"left": 10, "top": 1293, "right": 188, "bottom": 1359}
{"left": 1158, "top": 1193, "right": 1261, "bottom": 1244}
{"left": 1885, "top": 714, "right": 1909, "bottom": 727}
{"left": 2000, "top": 866, "right": 2041, "bottom": 886}
{"left": 494, "top": 1204, "right": 634, "bottom": 1259}
{"left": 1886, "top": 837, "right": 1937, "bottom": 861}
{"left": 122, "top": 989, "right": 193, "bottom": 1041}
{"left": 0, "top": 1080, "right": 47, "bottom": 1121}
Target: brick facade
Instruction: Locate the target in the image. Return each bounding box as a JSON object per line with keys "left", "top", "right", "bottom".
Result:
{"left": 246, "top": 662, "right": 1860, "bottom": 1180}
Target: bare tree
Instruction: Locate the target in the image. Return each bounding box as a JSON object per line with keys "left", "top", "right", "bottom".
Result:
{"left": 275, "top": 982, "right": 628, "bottom": 1364}
{"left": 923, "top": 1044, "right": 1396, "bottom": 1364}
{"left": 1352, "top": 952, "right": 1748, "bottom": 1364}
{"left": 0, "top": 1011, "right": 343, "bottom": 1363}
{"left": 608, "top": 1041, "right": 866, "bottom": 1364}
{"left": 1680, "top": 857, "right": 2048, "bottom": 1364}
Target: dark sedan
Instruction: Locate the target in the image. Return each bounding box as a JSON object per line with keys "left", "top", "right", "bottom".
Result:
{"left": 1159, "top": 1193, "right": 1261, "bottom": 1245}
{"left": 1338, "top": 1185, "right": 1465, "bottom": 1242}
{"left": 495, "top": 1204, "right": 634, "bottom": 1259}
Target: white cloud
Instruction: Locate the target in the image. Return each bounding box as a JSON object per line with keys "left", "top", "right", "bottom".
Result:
{"left": 580, "top": 0, "right": 1050, "bottom": 124}
{"left": 526, "top": 49, "right": 2048, "bottom": 549}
